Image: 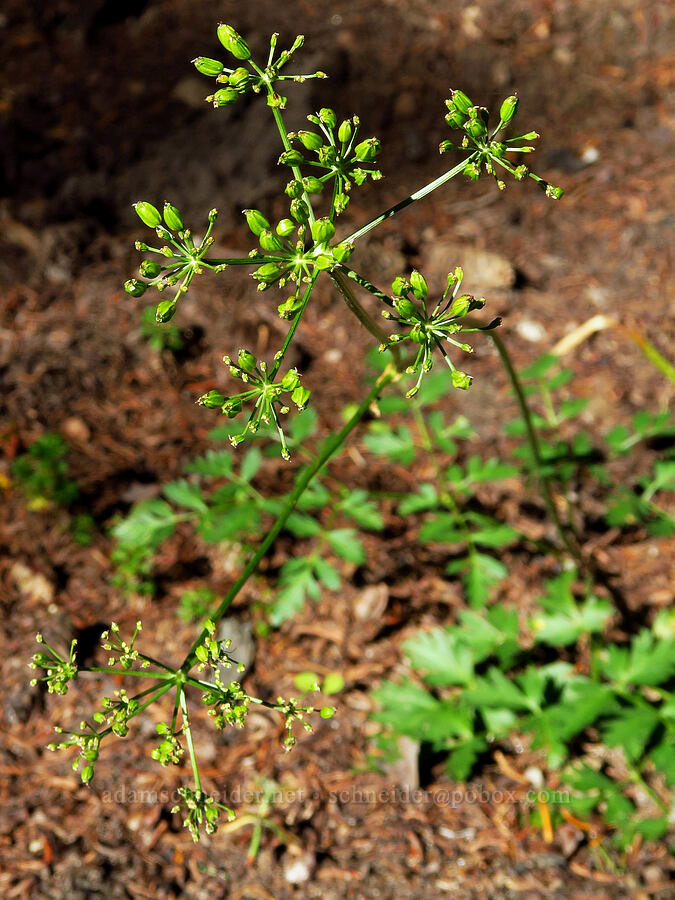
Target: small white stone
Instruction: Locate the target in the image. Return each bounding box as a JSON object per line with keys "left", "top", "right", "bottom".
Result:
{"left": 515, "top": 319, "right": 546, "bottom": 342}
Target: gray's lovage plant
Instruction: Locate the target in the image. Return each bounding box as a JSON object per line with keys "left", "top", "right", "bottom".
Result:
{"left": 30, "top": 22, "right": 564, "bottom": 841}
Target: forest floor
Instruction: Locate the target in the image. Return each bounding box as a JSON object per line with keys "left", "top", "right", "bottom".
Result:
{"left": 1, "top": 1, "right": 674, "bottom": 897}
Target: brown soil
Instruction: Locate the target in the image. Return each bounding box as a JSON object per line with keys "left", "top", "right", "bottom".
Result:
{"left": 1, "top": 1, "right": 674, "bottom": 897}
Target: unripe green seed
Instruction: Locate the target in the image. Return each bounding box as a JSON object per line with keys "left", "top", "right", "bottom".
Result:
{"left": 337, "top": 120, "right": 352, "bottom": 143}
{"left": 393, "top": 296, "right": 418, "bottom": 318}
{"left": 279, "top": 149, "right": 305, "bottom": 166}
{"left": 285, "top": 179, "right": 303, "bottom": 199}
{"left": 259, "top": 229, "right": 284, "bottom": 252}
{"left": 445, "top": 109, "right": 467, "bottom": 129}
{"left": 223, "top": 399, "right": 242, "bottom": 418}
{"left": 124, "top": 278, "right": 147, "bottom": 297}
{"left": 281, "top": 369, "right": 301, "bottom": 391}
{"left": 410, "top": 270, "right": 428, "bottom": 300}
{"left": 253, "top": 262, "right": 281, "bottom": 282}
{"left": 465, "top": 117, "right": 487, "bottom": 140}
{"left": 451, "top": 370, "right": 472, "bottom": 390}
{"left": 290, "top": 199, "right": 310, "bottom": 223}
{"left": 140, "top": 260, "right": 162, "bottom": 278}
{"left": 545, "top": 184, "right": 564, "bottom": 200}
{"left": 332, "top": 242, "right": 352, "bottom": 263}
{"left": 391, "top": 276, "right": 409, "bottom": 297}
{"left": 311, "top": 217, "right": 335, "bottom": 244}
{"left": 192, "top": 57, "right": 224, "bottom": 77}
{"left": 198, "top": 389, "right": 226, "bottom": 408}
{"left": 292, "top": 385, "right": 311, "bottom": 408}
{"left": 211, "top": 87, "right": 239, "bottom": 107}
{"left": 318, "top": 107, "right": 336, "bottom": 129}
{"left": 297, "top": 130, "right": 323, "bottom": 151}
{"left": 451, "top": 90, "right": 473, "bottom": 114}
{"left": 238, "top": 349, "right": 257, "bottom": 372}
{"left": 313, "top": 254, "right": 333, "bottom": 271}
{"left": 320, "top": 706, "right": 336, "bottom": 719}
{"left": 243, "top": 209, "right": 270, "bottom": 236}
{"left": 229, "top": 67, "right": 250, "bottom": 90}
{"left": 134, "top": 201, "right": 161, "bottom": 228}
{"left": 302, "top": 175, "right": 324, "bottom": 194}
{"left": 499, "top": 94, "right": 519, "bottom": 124}
{"left": 163, "top": 203, "right": 184, "bottom": 231}
{"left": 216, "top": 23, "right": 251, "bottom": 60}
{"left": 156, "top": 300, "right": 177, "bottom": 323}
{"left": 353, "top": 137, "right": 380, "bottom": 161}
{"left": 81, "top": 765, "right": 94, "bottom": 784}
{"left": 276, "top": 218, "right": 296, "bottom": 237}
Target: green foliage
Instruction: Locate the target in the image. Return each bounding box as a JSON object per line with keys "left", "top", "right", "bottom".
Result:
{"left": 12, "top": 434, "right": 79, "bottom": 510}
{"left": 375, "top": 588, "right": 674, "bottom": 844}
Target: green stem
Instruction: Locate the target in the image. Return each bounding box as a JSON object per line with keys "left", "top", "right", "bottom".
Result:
{"left": 329, "top": 269, "right": 391, "bottom": 346}
{"left": 82, "top": 667, "right": 174, "bottom": 678}
{"left": 489, "top": 330, "right": 585, "bottom": 568}
{"left": 179, "top": 687, "right": 201, "bottom": 792}
{"left": 343, "top": 154, "right": 477, "bottom": 244}
{"left": 181, "top": 364, "right": 399, "bottom": 670}
{"left": 269, "top": 275, "right": 318, "bottom": 379}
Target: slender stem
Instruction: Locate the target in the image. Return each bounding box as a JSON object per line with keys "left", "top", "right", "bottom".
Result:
{"left": 343, "top": 154, "right": 477, "bottom": 244}
{"left": 179, "top": 687, "right": 201, "bottom": 792}
{"left": 336, "top": 265, "right": 394, "bottom": 308}
{"left": 82, "top": 667, "right": 173, "bottom": 678}
{"left": 489, "top": 330, "right": 585, "bottom": 567}
{"left": 329, "top": 269, "right": 391, "bottom": 346}
{"left": 269, "top": 275, "right": 318, "bottom": 379}
{"left": 181, "top": 365, "right": 399, "bottom": 670}
{"left": 201, "top": 257, "right": 267, "bottom": 266}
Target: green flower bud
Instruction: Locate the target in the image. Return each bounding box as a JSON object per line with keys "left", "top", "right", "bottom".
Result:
{"left": 393, "top": 296, "right": 418, "bottom": 319}
{"left": 302, "top": 175, "right": 324, "bottom": 194}
{"left": 439, "top": 140, "right": 456, "bottom": 154}
{"left": 514, "top": 164, "right": 528, "bottom": 181}
{"left": 243, "top": 209, "right": 270, "bottom": 236}
{"left": 451, "top": 370, "right": 472, "bottom": 390}
{"left": 332, "top": 242, "right": 352, "bottom": 263}
{"left": 279, "top": 149, "right": 305, "bottom": 166}
{"left": 211, "top": 87, "right": 239, "bottom": 107}
{"left": 139, "top": 260, "right": 162, "bottom": 278}
{"left": 80, "top": 765, "right": 94, "bottom": 784}
{"left": 285, "top": 179, "right": 304, "bottom": 199}
{"left": 198, "top": 389, "right": 226, "bottom": 408}
{"left": 124, "top": 278, "right": 147, "bottom": 297}
{"left": 318, "top": 107, "right": 336, "bottom": 129}
{"left": 238, "top": 349, "right": 257, "bottom": 373}
{"left": 353, "top": 137, "right": 380, "bottom": 161}
{"left": 311, "top": 217, "right": 335, "bottom": 244}
{"left": 134, "top": 201, "right": 162, "bottom": 228}
{"left": 499, "top": 94, "right": 519, "bottom": 124}
{"left": 229, "top": 67, "right": 250, "bottom": 90}
{"left": 337, "top": 120, "right": 352, "bottom": 143}
{"left": 163, "top": 203, "right": 184, "bottom": 231}
{"left": 292, "top": 385, "right": 311, "bottom": 408}
{"left": 320, "top": 706, "right": 336, "bottom": 719}
{"left": 276, "top": 218, "right": 296, "bottom": 237}
{"left": 216, "top": 23, "right": 251, "bottom": 60}
{"left": 290, "top": 199, "right": 310, "bottom": 223}
{"left": 297, "top": 130, "right": 323, "bottom": 151}
{"left": 259, "top": 229, "right": 284, "bottom": 252}
{"left": 410, "top": 270, "right": 428, "bottom": 300}
{"left": 281, "top": 369, "right": 301, "bottom": 391}
{"left": 156, "top": 300, "right": 177, "bottom": 323}
{"left": 451, "top": 90, "right": 473, "bottom": 114}
{"left": 252, "top": 262, "right": 281, "bottom": 282}
{"left": 192, "top": 57, "right": 224, "bottom": 77}
{"left": 391, "top": 276, "right": 409, "bottom": 297}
